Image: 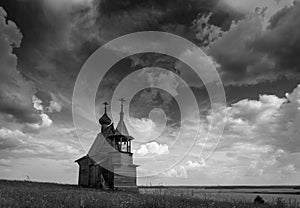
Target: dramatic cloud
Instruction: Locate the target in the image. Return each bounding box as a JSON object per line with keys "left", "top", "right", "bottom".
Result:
{"left": 0, "top": 7, "right": 40, "bottom": 124}
{"left": 222, "top": 84, "right": 300, "bottom": 153}
{"left": 209, "top": 2, "right": 300, "bottom": 85}
{"left": 192, "top": 13, "right": 223, "bottom": 46}
{"left": 0, "top": 0, "right": 299, "bottom": 185}
{"left": 46, "top": 93, "right": 63, "bottom": 113}
{"left": 222, "top": 0, "right": 293, "bottom": 23}
{"left": 97, "top": 0, "right": 233, "bottom": 35}
{"left": 132, "top": 83, "right": 299, "bottom": 183}
{"left": 23, "top": 96, "right": 53, "bottom": 133}
{"left": 253, "top": 2, "right": 300, "bottom": 75}
{"left": 0, "top": 0, "right": 99, "bottom": 106}
{"left": 159, "top": 84, "right": 300, "bottom": 183}
{"left": 209, "top": 12, "right": 274, "bottom": 85}
{"left": 0, "top": 0, "right": 241, "bottom": 100}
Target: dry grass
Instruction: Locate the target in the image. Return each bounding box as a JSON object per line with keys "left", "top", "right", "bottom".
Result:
{"left": 0, "top": 180, "right": 299, "bottom": 208}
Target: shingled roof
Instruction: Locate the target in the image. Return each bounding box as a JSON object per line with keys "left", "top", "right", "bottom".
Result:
{"left": 116, "top": 119, "right": 129, "bottom": 136}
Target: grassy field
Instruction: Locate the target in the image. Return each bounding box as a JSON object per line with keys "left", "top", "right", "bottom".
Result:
{"left": 0, "top": 180, "right": 300, "bottom": 208}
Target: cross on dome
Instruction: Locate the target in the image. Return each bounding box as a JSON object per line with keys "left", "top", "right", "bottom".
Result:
{"left": 99, "top": 102, "right": 111, "bottom": 125}
{"left": 103, "top": 102, "right": 108, "bottom": 113}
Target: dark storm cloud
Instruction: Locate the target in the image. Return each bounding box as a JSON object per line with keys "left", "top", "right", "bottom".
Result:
{"left": 0, "top": 98, "right": 40, "bottom": 124}
{"left": 1, "top": 0, "right": 241, "bottom": 84}
{"left": 2, "top": 1, "right": 98, "bottom": 85}
{"left": 97, "top": 0, "right": 242, "bottom": 43}
{"left": 0, "top": 0, "right": 243, "bottom": 121}
{"left": 209, "top": 2, "right": 300, "bottom": 85}
{"left": 1, "top": 0, "right": 297, "bottom": 110}
{"left": 253, "top": 2, "right": 300, "bottom": 74}
{"left": 2, "top": 0, "right": 72, "bottom": 70}
{"left": 209, "top": 12, "right": 273, "bottom": 85}
{"left": 92, "top": 0, "right": 242, "bottom": 90}
{"left": 130, "top": 53, "right": 180, "bottom": 74}
{"left": 2, "top": 0, "right": 67, "bottom": 40}
{"left": 0, "top": 7, "right": 41, "bottom": 124}
{"left": 99, "top": 0, "right": 215, "bottom": 26}
{"left": 129, "top": 88, "right": 181, "bottom": 122}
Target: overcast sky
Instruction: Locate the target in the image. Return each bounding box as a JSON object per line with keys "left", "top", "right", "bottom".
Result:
{"left": 0, "top": 0, "right": 300, "bottom": 185}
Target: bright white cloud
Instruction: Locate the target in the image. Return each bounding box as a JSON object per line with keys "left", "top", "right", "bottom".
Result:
{"left": 163, "top": 165, "right": 188, "bottom": 178}
{"left": 47, "top": 94, "right": 63, "bottom": 113}
{"left": 32, "top": 95, "right": 43, "bottom": 111}
{"left": 47, "top": 100, "right": 62, "bottom": 113}
{"left": 163, "top": 159, "right": 206, "bottom": 179}
{"left": 187, "top": 159, "right": 206, "bottom": 169}
{"left": 26, "top": 96, "right": 53, "bottom": 131}
{"left": 157, "top": 84, "right": 300, "bottom": 184}
{"left": 130, "top": 117, "right": 156, "bottom": 134}
{"left": 229, "top": 94, "right": 286, "bottom": 124}
{"left": 42, "top": 93, "right": 63, "bottom": 113}
{"left": 27, "top": 113, "right": 53, "bottom": 130}
{"left": 128, "top": 116, "right": 172, "bottom": 144}
{"left": 135, "top": 141, "right": 169, "bottom": 156}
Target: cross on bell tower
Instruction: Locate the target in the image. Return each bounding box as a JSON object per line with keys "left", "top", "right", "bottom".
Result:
{"left": 103, "top": 102, "right": 108, "bottom": 113}
{"left": 116, "top": 98, "right": 129, "bottom": 136}
{"left": 119, "top": 98, "right": 126, "bottom": 121}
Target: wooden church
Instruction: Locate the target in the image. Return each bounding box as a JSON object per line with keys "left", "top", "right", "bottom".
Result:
{"left": 75, "top": 99, "right": 138, "bottom": 191}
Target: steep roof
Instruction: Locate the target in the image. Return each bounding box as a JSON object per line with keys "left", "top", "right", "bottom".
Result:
{"left": 116, "top": 119, "right": 129, "bottom": 136}
{"left": 87, "top": 132, "right": 117, "bottom": 164}
{"left": 116, "top": 98, "right": 129, "bottom": 136}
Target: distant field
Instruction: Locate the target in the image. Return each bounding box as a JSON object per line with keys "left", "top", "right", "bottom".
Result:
{"left": 139, "top": 186, "right": 300, "bottom": 204}
{"left": 0, "top": 180, "right": 300, "bottom": 208}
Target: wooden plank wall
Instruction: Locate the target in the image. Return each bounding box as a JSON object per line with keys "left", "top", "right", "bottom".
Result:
{"left": 114, "top": 174, "right": 136, "bottom": 187}
{"left": 113, "top": 165, "right": 137, "bottom": 188}
{"left": 110, "top": 152, "right": 133, "bottom": 165}
{"left": 77, "top": 158, "right": 90, "bottom": 187}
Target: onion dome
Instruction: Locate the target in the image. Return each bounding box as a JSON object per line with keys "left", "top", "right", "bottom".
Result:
{"left": 99, "top": 113, "right": 111, "bottom": 125}
{"left": 99, "top": 102, "right": 111, "bottom": 126}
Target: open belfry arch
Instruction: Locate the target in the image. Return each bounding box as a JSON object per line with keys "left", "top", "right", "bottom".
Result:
{"left": 75, "top": 99, "right": 138, "bottom": 191}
